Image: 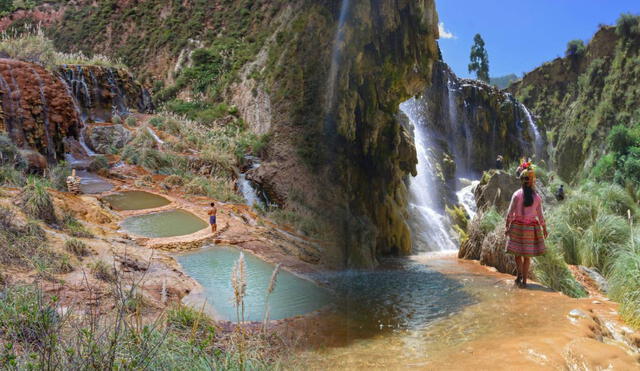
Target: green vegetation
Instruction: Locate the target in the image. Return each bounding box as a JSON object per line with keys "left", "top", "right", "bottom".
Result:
{"left": 565, "top": 39, "right": 586, "bottom": 57}
{"left": 468, "top": 33, "right": 490, "bottom": 82}
{"left": 490, "top": 73, "right": 518, "bottom": 89}
{"left": 616, "top": 13, "right": 640, "bottom": 39}
{"left": 47, "top": 161, "right": 71, "bottom": 191}
{"left": 63, "top": 238, "right": 90, "bottom": 257}
{"left": 19, "top": 177, "right": 57, "bottom": 225}
{"left": 0, "top": 26, "right": 124, "bottom": 69}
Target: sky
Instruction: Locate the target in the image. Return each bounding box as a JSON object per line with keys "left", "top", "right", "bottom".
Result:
{"left": 437, "top": 1, "right": 640, "bottom": 79}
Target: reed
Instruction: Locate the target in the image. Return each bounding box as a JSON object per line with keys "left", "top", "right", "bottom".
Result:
{"left": 263, "top": 264, "right": 281, "bottom": 328}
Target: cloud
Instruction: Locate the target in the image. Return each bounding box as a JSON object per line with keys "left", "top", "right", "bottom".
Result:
{"left": 438, "top": 22, "right": 457, "bottom": 40}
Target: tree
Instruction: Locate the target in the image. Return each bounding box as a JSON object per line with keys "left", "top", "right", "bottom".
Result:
{"left": 468, "top": 33, "right": 489, "bottom": 82}
{"left": 565, "top": 39, "right": 585, "bottom": 58}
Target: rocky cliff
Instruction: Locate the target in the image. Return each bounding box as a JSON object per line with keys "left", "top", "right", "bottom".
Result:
{"left": 0, "top": 58, "right": 80, "bottom": 162}
{"left": 509, "top": 25, "right": 640, "bottom": 180}
{"left": 408, "top": 62, "right": 544, "bottom": 208}
{"left": 0, "top": 58, "right": 152, "bottom": 164}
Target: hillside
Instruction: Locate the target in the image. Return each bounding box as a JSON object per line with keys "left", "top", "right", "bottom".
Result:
{"left": 509, "top": 20, "right": 640, "bottom": 180}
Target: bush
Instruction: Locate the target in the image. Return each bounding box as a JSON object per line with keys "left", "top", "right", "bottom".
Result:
{"left": 616, "top": 13, "right": 640, "bottom": 39}
{"left": 125, "top": 116, "right": 138, "bottom": 127}
{"left": 0, "top": 134, "right": 25, "bottom": 168}
{"left": 0, "top": 285, "right": 60, "bottom": 345}
{"left": 47, "top": 161, "right": 71, "bottom": 191}
{"left": 112, "top": 114, "right": 122, "bottom": 125}
{"left": 479, "top": 207, "right": 502, "bottom": 234}
{"left": 64, "top": 238, "right": 90, "bottom": 257}
{"left": 607, "top": 124, "right": 638, "bottom": 155}
{"left": 565, "top": 39, "right": 585, "bottom": 58}
{"left": 88, "top": 155, "right": 110, "bottom": 172}
{"left": 607, "top": 232, "right": 640, "bottom": 328}
{"left": 582, "top": 214, "right": 630, "bottom": 274}
{"left": 534, "top": 246, "right": 587, "bottom": 298}
{"left": 591, "top": 153, "right": 616, "bottom": 182}
{"left": 19, "top": 177, "right": 57, "bottom": 225}
{"left": 164, "top": 174, "right": 185, "bottom": 186}
{"left": 90, "top": 260, "right": 116, "bottom": 282}
{"left": 0, "top": 164, "right": 26, "bottom": 186}
{"left": 61, "top": 211, "right": 94, "bottom": 238}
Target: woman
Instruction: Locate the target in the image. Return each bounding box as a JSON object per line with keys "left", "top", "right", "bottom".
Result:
{"left": 505, "top": 164, "right": 548, "bottom": 287}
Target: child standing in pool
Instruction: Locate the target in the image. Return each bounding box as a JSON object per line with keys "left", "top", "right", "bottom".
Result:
{"left": 208, "top": 202, "right": 217, "bottom": 233}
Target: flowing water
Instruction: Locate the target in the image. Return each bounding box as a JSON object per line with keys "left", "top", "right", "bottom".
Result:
{"left": 520, "top": 103, "right": 545, "bottom": 160}
{"left": 237, "top": 156, "right": 265, "bottom": 207}
{"left": 400, "top": 99, "right": 457, "bottom": 252}
{"left": 75, "top": 169, "right": 113, "bottom": 194}
{"left": 324, "top": 0, "right": 351, "bottom": 119}
{"left": 177, "top": 246, "right": 333, "bottom": 322}
{"left": 103, "top": 191, "right": 170, "bottom": 211}
{"left": 120, "top": 209, "right": 207, "bottom": 238}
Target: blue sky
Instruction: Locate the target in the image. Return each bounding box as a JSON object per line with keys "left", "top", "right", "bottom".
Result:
{"left": 437, "top": 1, "right": 640, "bottom": 79}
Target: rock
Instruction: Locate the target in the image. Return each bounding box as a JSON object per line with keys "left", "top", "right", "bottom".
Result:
{"left": 569, "top": 309, "right": 588, "bottom": 318}
{"left": 18, "top": 149, "right": 48, "bottom": 174}
{"left": 86, "top": 124, "right": 131, "bottom": 154}
{"left": 474, "top": 170, "right": 521, "bottom": 213}
{"left": 0, "top": 59, "right": 81, "bottom": 162}
{"left": 479, "top": 224, "right": 519, "bottom": 276}
{"left": 579, "top": 266, "right": 609, "bottom": 293}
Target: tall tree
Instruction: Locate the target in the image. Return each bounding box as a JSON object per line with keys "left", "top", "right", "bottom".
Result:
{"left": 468, "top": 33, "right": 490, "bottom": 82}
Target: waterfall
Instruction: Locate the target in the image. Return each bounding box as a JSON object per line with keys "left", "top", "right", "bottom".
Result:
{"left": 28, "top": 67, "right": 56, "bottom": 160}
{"left": 401, "top": 99, "right": 457, "bottom": 252}
{"left": 520, "top": 103, "right": 544, "bottom": 160}
{"left": 237, "top": 156, "right": 265, "bottom": 207}
{"left": 324, "top": 0, "right": 351, "bottom": 118}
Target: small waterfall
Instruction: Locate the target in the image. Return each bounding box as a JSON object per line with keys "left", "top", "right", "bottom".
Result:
{"left": 28, "top": 67, "right": 56, "bottom": 160}
{"left": 324, "top": 0, "right": 351, "bottom": 118}
{"left": 401, "top": 99, "right": 457, "bottom": 252}
{"left": 238, "top": 156, "right": 265, "bottom": 207}
{"left": 55, "top": 74, "right": 95, "bottom": 158}
{"left": 456, "top": 179, "right": 479, "bottom": 219}
{"left": 146, "top": 126, "right": 164, "bottom": 145}
{"left": 106, "top": 69, "right": 129, "bottom": 115}
{"left": 520, "top": 103, "right": 544, "bottom": 159}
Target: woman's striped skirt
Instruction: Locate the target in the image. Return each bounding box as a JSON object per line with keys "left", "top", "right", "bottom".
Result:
{"left": 507, "top": 220, "right": 546, "bottom": 257}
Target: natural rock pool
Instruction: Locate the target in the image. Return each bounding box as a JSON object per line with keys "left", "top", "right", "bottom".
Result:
{"left": 103, "top": 191, "right": 170, "bottom": 211}
{"left": 176, "top": 246, "right": 333, "bottom": 322}
{"left": 120, "top": 209, "right": 207, "bottom": 238}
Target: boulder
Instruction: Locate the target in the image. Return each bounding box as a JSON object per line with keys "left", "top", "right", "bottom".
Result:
{"left": 474, "top": 169, "right": 520, "bottom": 213}
{"left": 18, "top": 149, "right": 47, "bottom": 174}
{"left": 86, "top": 124, "right": 131, "bottom": 154}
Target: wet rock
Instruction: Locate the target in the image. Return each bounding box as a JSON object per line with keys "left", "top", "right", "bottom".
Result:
{"left": 474, "top": 169, "right": 520, "bottom": 213}
{"left": 86, "top": 124, "right": 131, "bottom": 154}
{"left": 579, "top": 266, "right": 609, "bottom": 293}
{"left": 0, "top": 58, "right": 81, "bottom": 161}
{"left": 569, "top": 309, "right": 588, "bottom": 318}
{"left": 19, "top": 149, "right": 48, "bottom": 173}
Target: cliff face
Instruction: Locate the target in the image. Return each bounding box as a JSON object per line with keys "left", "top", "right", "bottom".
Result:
{"left": 57, "top": 65, "right": 153, "bottom": 123}
{"left": 0, "top": 58, "right": 80, "bottom": 162}
{"left": 0, "top": 59, "right": 152, "bottom": 163}
{"left": 409, "top": 62, "right": 543, "bottom": 207}
{"left": 1, "top": 1, "right": 439, "bottom": 267}
{"left": 509, "top": 26, "right": 640, "bottom": 180}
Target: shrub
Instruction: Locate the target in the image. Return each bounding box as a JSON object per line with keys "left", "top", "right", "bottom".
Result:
{"left": 0, "top": 285, "right": 60, "bottom": 345}
{"left": 164, "top": 174, "right": 185, "bottom": 186}
{"left": 61, "top": 211, "right": 94, "bottom": 238}
{"left": 90, "top": 260, "right": 116, "bottom": 282}
{"left": 478, "top": 207, "right": 501, "bottom": 234}
{"left": 112, "top": 114, "right": 122, "bottom": 125}
{"left": 64, "top": 238, "right": 90, "bottom": 257}
{"left": 582, "top": 214, "right": 630, "bottom": 274}
{"left": 607, "top": 124, "right": 638, "bottom": 155}
{"left": 565, "top": 39, "right": 585, "bottom": 58}
{"left": 607, "top": 232, "right": 640, "bottom": 327}
{"left": 534, "top": 246, "right": 587, "bottom": 298}
{"left": 47, "top": 161, "right": 71, "bottom": 191}
{"left": 19, "top": 177, "right": 57, "bottom": 225}
{"left": 125, "top": 116, "right": 138, "bottom": 127}
{"left": 166, "top": 304, "right": 215, "bottom": 334}
{"left": 0, "top": 134, "right": 25, "bottom": 168}
{"left": 616, "top": 13, "right": 640, "bottom": 39}
{"left": 591, "top": 153, "right": 616, "bottom": 182}
{"left": 88, "top": 155, "right": 109, "bottom": 172}
{"left": 0, "top": 164, "right": 26, "bottom": 186}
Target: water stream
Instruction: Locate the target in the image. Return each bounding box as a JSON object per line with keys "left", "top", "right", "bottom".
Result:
{"left": 520, "top": 103, "right": 545, "bottom": 160}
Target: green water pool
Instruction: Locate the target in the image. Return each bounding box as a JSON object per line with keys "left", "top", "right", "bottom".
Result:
{"left": 120, "top": 209, "right": 208, "bottom": 238}
{"left": 177, "top": 246, "right": 333, "bottom": 322}
{"left": 103, "top": 191, "right": 171, "bottom": 211}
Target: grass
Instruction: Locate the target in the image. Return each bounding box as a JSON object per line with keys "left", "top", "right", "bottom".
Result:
{"left": 90, "top": 260, "right": 116, "bottom": 283}
{"left": 0, "top": 25, "right": 125, "bottom": 69}
{"left": 19, "top": 177, "right": 57, "bottom": 225}
{"left": 478, "top": 207, "right": 502, "bottom": 234}
{"left": 61, "top": 211, "right": 94, "bottom": 238}
{"left": 534, "top": 246, "right": 588, "bottom": 298}
{"left": 64, "top": 238, "right": 90, "bottom": 257}
{"left": 47, "top": 161, "right": 71, "bottom": 191}
{"left": 607, "top": 231, "right": 640, "bottom": 327}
